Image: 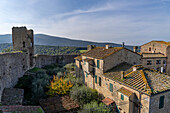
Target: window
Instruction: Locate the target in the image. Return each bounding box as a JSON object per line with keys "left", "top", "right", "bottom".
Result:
{"left": 109, "top": 83, "right": 113, "bottom": 92}
{"left": 147, "top": 60, "right": 152, "bottom": 65}
{"left": 121, "top": 94, "right": 124, "bottom": 100}
{"left": 163, "top": 60, "right": 166, "bottom": 64}
{"left": 97, "top": 60, "right": 100, "bottom": 68}
{"left": 99, "top": 77, "right": 101, "bottom": 86}
{"left": 156, "top": 60, "right": 161, "bottom": 64}
{"left": 86, "top": 73, "right": 88, "bottom": 78}
{"left": 95, "top": 75, "right": 97, "bottom": 83}
{"left": 159, "top": 96, "right": 164, "bottom": 109}
{"left": 149, "top": 47, "right": 151, "bottom": 51}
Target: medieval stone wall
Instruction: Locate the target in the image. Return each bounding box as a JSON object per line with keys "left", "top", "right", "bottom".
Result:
{"left": 35, "top": 54, "right": 77, "bottom": 68}
{"left": 0, "top": 52, "right": 28, "bottom": 101}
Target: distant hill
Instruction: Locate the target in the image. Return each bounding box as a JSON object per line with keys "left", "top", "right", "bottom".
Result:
{"left": 0, "top": 34, "right": 133, "bottom": 49}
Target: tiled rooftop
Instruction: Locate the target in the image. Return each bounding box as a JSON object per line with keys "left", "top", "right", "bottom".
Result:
{"left": 102, "top": 98, "right": 114, "bottom": 106}
{"left": 117, "top": 87, "right": 133, "bottom": 97}
{"left": 142, "top": 41, "right": 170, "bottom": 46}
{"left": 142, "top": 53, "right": 166, "bottom": 58}
{"left": 82, "top": 47, "right": 123, "bottom": 59}
{"left": 104, "top": 63, "right": 170, "bottom": 95}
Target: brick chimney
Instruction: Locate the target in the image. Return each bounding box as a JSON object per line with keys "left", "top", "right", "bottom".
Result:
{"left": 87, "top": 45, "right": 96, "bottom": 51}
{"left": 133, "top": 66, "right": 137, "bottom": 71}
{"left": 133, "top": 46, "right": 138, "bottom": 52}
{"left": 105, "top": 45, "right": 111, "bottom": 49}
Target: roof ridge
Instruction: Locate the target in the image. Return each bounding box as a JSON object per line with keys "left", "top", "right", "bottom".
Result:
{"left": 101, "top": 47, "right": 123, "bottom": 59}
{"left": 140, "top": 70, "right": 152, "bottom": 95}
{"left": 124, "top": 70, "right": 135, "bottom": 78}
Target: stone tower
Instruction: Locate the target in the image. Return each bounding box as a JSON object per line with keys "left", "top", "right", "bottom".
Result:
{"left": 12, "top": 27, "right": 34, "bottom": 68}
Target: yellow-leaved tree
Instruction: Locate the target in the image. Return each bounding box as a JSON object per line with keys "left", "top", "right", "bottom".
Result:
{"left": 47, "top": 75, "right": 73, "bottom": 96}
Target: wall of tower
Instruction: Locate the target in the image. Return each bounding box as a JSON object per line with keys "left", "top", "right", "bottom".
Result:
{"left": 12, "top": 27, "right": 34, "bottom": 68}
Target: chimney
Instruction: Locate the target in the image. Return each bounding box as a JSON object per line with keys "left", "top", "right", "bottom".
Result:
{"left": 87, "top": 45, "right": 96, "bottom": 51}
{"left": 133, "top": 46, "right": 138, "bottom": 53}
{"left": 133, "top": 66, "right": 137, "bottom": 71}
{"left": 122, "top": 42, "right": 125, "bottom": 47}
{"left": 121, "top": 71, "right": 125, "bottom": 79}
{"left": 105, "top": 45, "right": 110, "bottom": 49}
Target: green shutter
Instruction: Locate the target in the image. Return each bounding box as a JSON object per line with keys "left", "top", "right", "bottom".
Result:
{"left": 86, "top": 73, "right": 88, "bottom": 78}
{"left": 95, "top": 75, "right": 97, "bottom": 83}
{"left": 97, "top": 60, "right": 100, "bottom": 68}
{"left": 159, "top": 96, "right": 164, "bottom": 109}
{"left": 110, "top": 83, "right": 113, "bottom": 92}
{"left": 99, "top": 77, "right": 101, "bottom": 86}
{"left": 121, "top": 94, "right": 124, "bottom": 100}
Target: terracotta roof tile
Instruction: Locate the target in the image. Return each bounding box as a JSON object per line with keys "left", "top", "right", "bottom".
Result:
{"left": 117, "top": 87, "right": 133, "bottom": 96}
{"left": 141, "top": 41, "right": 170, "bottom": 46}
{"left": 102, "top": 98, "right": 114, "bottom": 106}
{"left": 82, "top": 47, "right": 123, "bottom": 59}
{"left": 104, "top": 63, "right": 170, "bottom": 95}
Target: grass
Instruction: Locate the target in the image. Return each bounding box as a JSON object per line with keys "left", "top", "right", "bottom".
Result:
{"left": 37, "top": 108, "right": 44, "bottom": 113}
{"left": 28, "top": 67, "right": 44, "bottom": 73}
{"left": 79, "top": 50, "right": 87, "bottom": 53}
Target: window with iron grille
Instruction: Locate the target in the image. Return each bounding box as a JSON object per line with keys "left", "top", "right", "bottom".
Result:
{"left": 147, "top": 60, "right": 152, "bottom": 65}
{"left": 156, "top": 60, "right": 161, "bottom": 64}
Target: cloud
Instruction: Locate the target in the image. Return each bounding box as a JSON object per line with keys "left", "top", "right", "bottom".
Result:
{"left": 0, "top": 0, "right": 170, "bottom": 45}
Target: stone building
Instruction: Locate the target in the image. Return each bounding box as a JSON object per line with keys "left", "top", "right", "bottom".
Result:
{"left": 140, "top": 41, "right": 170, "bottom": 74}
{"left": 75, "top": 45, "right": 170, "bottom": 113}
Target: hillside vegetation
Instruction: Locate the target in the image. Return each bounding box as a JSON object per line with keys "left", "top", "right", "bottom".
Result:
{"left": 0, "top": 43, "right": 87, "bottom": 55}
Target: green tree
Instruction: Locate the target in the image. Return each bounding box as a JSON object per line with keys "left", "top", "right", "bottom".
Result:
{"left": 80, "top": 101, "right": 110, "bottom": 113}
{"left": 70, "top": 85, "right": 98, "bottom": 107}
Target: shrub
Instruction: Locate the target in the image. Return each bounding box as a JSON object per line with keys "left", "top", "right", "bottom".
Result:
{"left": 47, "top": 75, "right": 73, "bottom": 96}
{"left": 64, "top": 63, "right": 75, "bottom": 71}
{"left": 70, "top": 85, "right": 98, "bottom": 107}
{"left": 66, "top": 77, "right": 83, "bottom": 86}
{"left": 80, "top": 101, "right": 110, "bottom": 113}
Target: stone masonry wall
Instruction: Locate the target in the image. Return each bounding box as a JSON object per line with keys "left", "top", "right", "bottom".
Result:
{"left": 103, "top": 49, "right": 141, "bottom": 72}
{"left": 141, "top": 42, "right": 168, "bottom": 56}
{"left": 149, "top": 91, "right": 170, "bottom": 113}
{"left": 35, "top": 54, "right": 77, "bottom": 68}
{"left": 0, "top": 52, "right": 28, "bottom": 101}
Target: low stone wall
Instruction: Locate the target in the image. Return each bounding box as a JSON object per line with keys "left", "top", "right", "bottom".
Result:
{"left": 35, "top": 54, "right": 77, "bottom": 68}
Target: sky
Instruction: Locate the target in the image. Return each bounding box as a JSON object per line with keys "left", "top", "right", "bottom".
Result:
{"left": 0, "top": 0, "right": 170, "bottom": 45}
